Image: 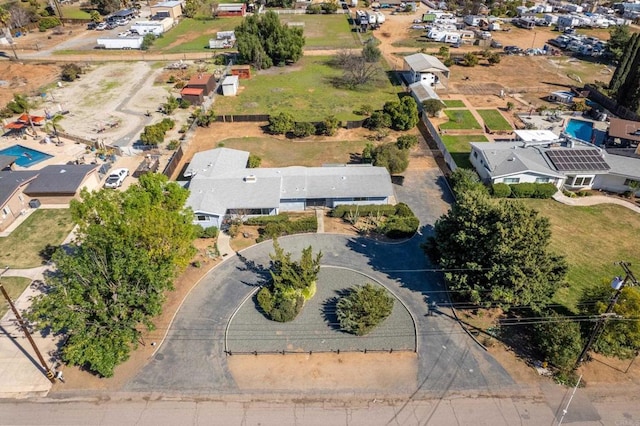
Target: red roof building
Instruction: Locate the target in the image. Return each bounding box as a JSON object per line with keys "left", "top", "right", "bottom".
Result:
{"left": 181, "top": 87, "right": 204, "bottom": 105}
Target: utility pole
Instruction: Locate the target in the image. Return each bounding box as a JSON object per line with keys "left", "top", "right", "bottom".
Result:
{"left": 576, "top": 261, "right": 639, "bottom": 366}
{"left": 0, "top": 267, "right": 56, "bottom": 383}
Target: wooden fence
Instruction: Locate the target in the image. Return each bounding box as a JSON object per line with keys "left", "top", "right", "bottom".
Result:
{"left": 162, "top": 144, "right": 184, "bottom": 178}
{"left": 421, "top": 114, "right": 457, "bottom": 173}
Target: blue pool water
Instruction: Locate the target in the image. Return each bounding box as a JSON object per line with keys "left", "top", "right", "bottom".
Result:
{"left": 565, "top": 119, "right": 594, "bottom": 142}
{"left": 0, "top": 145, "right": 53, "bottom": 167}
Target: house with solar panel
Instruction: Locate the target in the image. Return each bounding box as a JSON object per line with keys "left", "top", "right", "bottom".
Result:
{"left": 184, "top": 148, "right": 395, "bottom": 229}
{"left": 469, "top": 138, "right": 640, "bottom": 194}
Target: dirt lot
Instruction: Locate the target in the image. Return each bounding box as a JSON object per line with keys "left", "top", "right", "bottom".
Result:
{"left": 0, "top": 62, "right": 60, "bottom": 106}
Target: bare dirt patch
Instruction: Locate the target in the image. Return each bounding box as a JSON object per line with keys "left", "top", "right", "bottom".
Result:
{"left": 229, "top": 351, "right": 418, "bottom": 391}
{"left": 0, "top": 62, "right": 60, "bottom": 106}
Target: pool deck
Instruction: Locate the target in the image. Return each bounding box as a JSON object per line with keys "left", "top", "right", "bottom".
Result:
{"left": 0, "top": 134, "right": 87, "bottom": 170}
{"left": 518, "top": 113, "right": 609, "bottom": 143}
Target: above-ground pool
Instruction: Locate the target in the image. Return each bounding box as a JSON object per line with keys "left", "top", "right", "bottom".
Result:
{"left": 565, "top": 119, "right": 594, "bottom": 143}
{"left": 0, "top": 144, "right": 53, "bottom": 168}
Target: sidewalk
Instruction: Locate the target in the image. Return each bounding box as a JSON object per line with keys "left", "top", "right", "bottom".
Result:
{"left": 0, "top": 265, "right": 58, "bottom": 398}
{"left": 553, "top": 191, "right": 640, "bottom": 213}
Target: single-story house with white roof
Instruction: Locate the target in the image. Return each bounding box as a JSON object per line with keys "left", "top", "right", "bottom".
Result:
{"left": 403, "top": 53, "right": 450, "bottom": 88}
{"left": 470, "top": 138, "right": 640, "bottom": 194}
{"left": 185, "top": 148, "right": 395, "bottom": 229}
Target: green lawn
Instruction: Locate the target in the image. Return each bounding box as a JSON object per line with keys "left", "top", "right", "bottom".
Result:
{"left": 213, "top": 55, "right": 402, "bottom": 121}
{"left": 443, "top": 100, "right": 465, "bottom": 108}
{"left": 0, "top": 277, "right": 32, "bottom": 318}
{"left": 441, "top": 134, "right": 487, "bottom": 169}
{"left": 440, "top": 109, "right": 482, "bottom": 130}
{"left": 477, "top": 109, "right": 512, "bottom": 131}
{"left": 279, "top": 15, "right": 360, "bottom": 49}
{"left": 150, "top": 18, "right": 242, "bottom": 53}
{"left": 61, "top": 5, "right": 91, "bottom": 19}
{"left": 148, "top": 15, "right": 358, "bottom": 53}
{"left": 219, "top": 137, "right": 370, "bottom": 167}
{"left": 520, "top": 200, "right": 640, "bottom": 312}
{"left": 0, "top": 209, "right": 74, "bottom": 268}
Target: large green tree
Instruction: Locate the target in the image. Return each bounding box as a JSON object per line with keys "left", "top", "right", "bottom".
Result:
{"left": 580, "top": 283, "right": 640, "bottom": 359}
{"left": 28, "top": 174, "right": 197, "bottom": 377}
{"left": 235, "top": 11, "right": 305, "bottom": 69}
{"left": 607, "top": 25, "right": 632, "bottom": 62}
{"left": 383, "top": 97, "right": 419, "bottom": 131}
{"left": 425, "top": 190, "right": 567, "bottom": 311}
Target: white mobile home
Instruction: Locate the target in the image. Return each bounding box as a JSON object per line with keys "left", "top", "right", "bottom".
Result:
{"left": 96, "top": 36, "right": 143, "bottom": 49}
{"left": 130, "top": 18, "right": 173, "bottom": 36}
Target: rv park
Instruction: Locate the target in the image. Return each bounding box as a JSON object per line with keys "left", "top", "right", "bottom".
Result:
{"left": 2, "top": 0, "right": 640, "bottom": 423}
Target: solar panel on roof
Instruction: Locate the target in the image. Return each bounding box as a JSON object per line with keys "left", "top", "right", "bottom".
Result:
{"left": 546, "top": 149, "right": 610, "bottom": 172}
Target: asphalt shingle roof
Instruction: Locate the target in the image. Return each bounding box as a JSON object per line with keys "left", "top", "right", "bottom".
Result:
{"left": 24, "top": 164, "right": 98, "bottom": 195}
{"left": 0, "top": 170, "right": 39, "bottom": 207}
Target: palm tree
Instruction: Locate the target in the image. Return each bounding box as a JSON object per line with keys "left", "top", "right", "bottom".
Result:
{"left": 44, "top": 113, "right": 64, "bottom": 144}
{"left": 12, "top": 94, "right": 37, "bottom": 136}
{"left": 0, "top": 6, "right": 18, "bottom": 60}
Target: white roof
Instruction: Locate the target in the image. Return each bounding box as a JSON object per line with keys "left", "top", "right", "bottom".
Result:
{"left": 222, "top": 75, "right": 239, "bottom": 85}
{"left": 153, "top": 1, "right": 182, "bottom": 7}
{"left": 404, "top": 53, "right": 449, "bottom": 74}
{"left": 514, "top": 130, "right": 560, "bottom": 142}
{"left": 408, "top": 81, "right": 442, "bottom": 103}
{"left": 186, "top": 148, "right": 394, "bottom": 216}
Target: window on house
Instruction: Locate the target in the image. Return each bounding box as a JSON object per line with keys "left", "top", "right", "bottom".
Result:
{"left": 572, "top": 176, "right": 593, "bottom": 186}
{"left": 473, "top": 151, "right": 478, "bottom": 159}
{"left": 18, "top": 194, "right": 24, "bottom": 202}
{"left": 624, "top": 178, "right": 640, "bottom": 187}
{"left": 2, "top": 207, "right": 9, "bottom": 218}
{"left": 503, "top": 178, "right": 520, "bottom": 184}
{"left": 354, "top": 197, "right": 367, "bottom": 201}
{"left": 535, "top": 177, "right": 550, "bottom": 183}
{"left": 197, "top": 215, "right": 208, "bottom": 221}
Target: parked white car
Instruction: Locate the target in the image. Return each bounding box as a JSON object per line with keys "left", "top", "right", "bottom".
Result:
{"left": 104, "top": 168, "right": 129, "bottom": 188}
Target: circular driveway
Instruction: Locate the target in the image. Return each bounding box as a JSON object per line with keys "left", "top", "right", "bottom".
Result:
{"left": 125, "top": 167, "right": 514, "bottom": 395}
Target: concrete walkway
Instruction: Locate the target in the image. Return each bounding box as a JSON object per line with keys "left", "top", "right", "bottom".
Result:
{"left": 0, "top": 265, "right": 58, "bottom": 398}
{"left": 315, "top": 209, "right": 325, "bottom": 233}
{"left": 553, "top": 191, "right": 640, "bottom": 213}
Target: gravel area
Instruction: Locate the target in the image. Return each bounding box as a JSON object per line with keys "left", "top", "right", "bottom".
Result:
{"left": 226, "top": 266, "right": 416, "bottom": 354}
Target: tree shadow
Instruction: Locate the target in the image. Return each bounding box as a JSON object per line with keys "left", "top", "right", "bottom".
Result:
{"left": 236, "top": 252, "right": 271, "bottom": 286}
{"left": 322, "top": 288, "right": 352, "bottom": 332}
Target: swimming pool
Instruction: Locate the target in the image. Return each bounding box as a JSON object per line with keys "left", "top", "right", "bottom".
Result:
{"left": 565, "top": 119, "right": 593, "bottom": 143}
{"left": 0, "top": 145, "right": 53, "bottom": 168}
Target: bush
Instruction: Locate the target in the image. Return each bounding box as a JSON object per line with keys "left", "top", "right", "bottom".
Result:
{"left": 383, "top": 97, "right": 419, "bottom": 131}
{"left": 167, "top": 140, "right": 180, "bottom": 150}
{"left": 141, "top": 33, "right": 156, "bottom": 50}
{"left": 396, "top": 135, "right": 418, "bottom": 150}
{"left": 262, "top": 216, "right": 317, "bottom": 238}
{"left": 247, "top": 154, "right": 262, "bottom": 168}
{"left": 246, "top": 214, "right": 290, "bottom": 225}
{"left": 531, "top": 310, "right": 583, "bottom": 371}
{"left": 192, "top": 224, "right": 205, "bottom": 238}
{"left": 449, "top": 168, "right": 487, "bottom": 196}
{"left": 394, "top": 202, "right": 414, "bottom": 217}
{"left": 268, "top": 112, "right": 295, "bottom": 135}
{"left": 257, "top": 287, "right": 275, "bottom": 313}
{"left": 269, "top": 295, "right": 304, "bottom": 322}
{"left": 293, "top": 121, "right": 316, "bottom": 138}
{"left": 178, "top": 98, "right": 191, "bottom": 109}
{"left": 61, "top": 64, "right": 82, "bottom": 82}
{"left": 382, "top": 215, "right": 419, "bottom": 238}
{"left": 336, "top": 283, "right": 394, "bottom": 335}
{"left": 534, "top": 183, "right": 558, "bottom": 199}
{"left": 364, "top": 111, "right": 391, "bottom": 130}
{"left": 320, "top": 115, "right": 340, "bottom": 136}
{"left": 369, "top": 143, "right": 409, "bottom": 174}
{"left": 510, "top": 182, "right": 536, "bottom": 198}
{"left": 491, "top": 183, "right": 512, "bottom": 198}
{"left": 39, "top": 17, "right": 61, "bottom": 31}
{"left": 331, "top": 204, "right": 396, "bottom": 218}
{"left": 202, "top": 226, "right": 219, "bottom": 238}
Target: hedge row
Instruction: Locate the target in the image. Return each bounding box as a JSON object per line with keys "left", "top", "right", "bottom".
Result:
{"left": 254, "top": 216, "right": 317, "bottom": 241}
{"left": 382, "top": 215, "right": 419, "bottom": 238}
{"left": 491, "top": 183, "right": 558, "bottom": 199}
{"left": 246, "top": 214, "right": 289, "bottom": 225}
{"left": 330, "top": 204, "right": 396, "bottom": 218}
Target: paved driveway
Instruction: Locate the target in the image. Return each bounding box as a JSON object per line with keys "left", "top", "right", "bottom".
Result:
{"left": 126, "top": 150, "right": 513, "bottom": 395}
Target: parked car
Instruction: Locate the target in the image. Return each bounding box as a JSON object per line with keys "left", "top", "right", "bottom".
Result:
{"left": 106, "top": 22, "right": 117, "bottom": 30}
{"left": 87, "top": 22, "right": 97, "bottom": 30}
{"left": 503, "top": 45, "right": 522, "bottom": 54}
{"left": 96, "top": 22, "right": 107, "bottom": 30}
{"left": 410, "top": 24, "right": 426, "bottom": 29}
{"left": 490, "top": 39, "right": 502, "bottom": 48}
{"left": 104, "top": 168, "right": 129, "bottom": 188}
